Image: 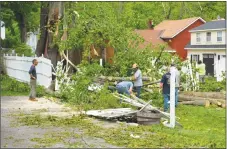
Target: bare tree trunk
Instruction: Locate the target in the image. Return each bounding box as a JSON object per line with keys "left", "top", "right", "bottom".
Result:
{"left": 36, "top": 2, "right": 49, "bottom": 56}
{"left": 16, "top": 13, "right": 27, "bottom": 43}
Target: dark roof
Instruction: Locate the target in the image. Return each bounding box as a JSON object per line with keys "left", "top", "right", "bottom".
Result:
{"left": 190, "top": 20, "right": 226, "bottom": 31}
{"left": 185, "top": 43, "right": 226, "bottom": 50}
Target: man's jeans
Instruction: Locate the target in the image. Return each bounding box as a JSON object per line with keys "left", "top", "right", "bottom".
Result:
{"left": 116, "top": 85, "right": 130, "bottom": 95}
{"left": 163, "top": 90, "right": 178, "bottom": 112}
{"left": 29, "top": 79, "right": 36, "bottom": 98}
{"left": 134, "top": 86, "right": 142, "bottom": 98}
{"left": 163, "top": 94, "right": 170, "bottom": 112}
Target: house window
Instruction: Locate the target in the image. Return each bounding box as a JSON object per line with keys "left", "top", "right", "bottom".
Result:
{"left": 192, "top": 54, "right": 199, "bottom": 62}
{"left": 206, "top": 32, "right": 211, "bottom": 42}
{"left": 196, "top": 33, "right": 200, "bottom": 43}
{"left": 217, "top": 31, "right": 222, "bottom": 42}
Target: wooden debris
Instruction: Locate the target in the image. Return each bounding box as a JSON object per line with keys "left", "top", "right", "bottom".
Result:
{"left": 179, "top": 94, "right": 226, "bottom": 108}
{"left": 86, "top": 108, "right": 137, "bottom": 119}
{"left": 179, "top": 100, "right": 210, "bottom": 106}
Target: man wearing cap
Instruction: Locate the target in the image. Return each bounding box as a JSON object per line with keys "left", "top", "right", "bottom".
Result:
{"left": 131, "top": 63, "right": 143, "bottom": 98}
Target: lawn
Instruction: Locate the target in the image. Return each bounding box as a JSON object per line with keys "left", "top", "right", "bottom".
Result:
{"left": 15, "top": 104, "right": 225, "bottom": 148}
{"left": 2, "top": 75, "right": 226, "bottom": 148}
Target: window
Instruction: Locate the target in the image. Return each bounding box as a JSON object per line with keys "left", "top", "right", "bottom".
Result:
{"left": 206, "top": 32, "right": 211, "bottom": 42}
{"left": 192, "top": 54, "right": 199, "bottom": 62}
{"left": 196, "top": 33, "right": 200, "bottom": 43}
{"left": 217, "top": 31, "right": 222, "bottom": 42}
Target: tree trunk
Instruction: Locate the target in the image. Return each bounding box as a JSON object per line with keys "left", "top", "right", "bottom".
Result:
{"left": 178, "top": 94, "right": 226, "bottom": 107}
{"left": 36, "top": 2, "right": 49, "bottom": 56}
{"left": 98, "top": 76, "right": 153, "bottom": 82}
{"left": 179, "top": 100, "right": 210, "bottom": 107}
{"left": 180, "top": 91, "right": 225, "bottom": 99}
{"left": 46, "top": 2, "right": 63, "bottom": 67}
{"left": 16, "top": 13, "right": 27, "bottom": 43}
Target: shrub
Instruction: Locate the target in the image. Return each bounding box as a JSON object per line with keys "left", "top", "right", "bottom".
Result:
{"left": 199, "top": 76, "right": 226, "bottom": 92}
{"left": 14, "top": 43, "right": 33, "bottom": 56}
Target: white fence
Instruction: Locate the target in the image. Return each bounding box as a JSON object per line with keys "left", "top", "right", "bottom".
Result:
{"left": 3, "top": 54, "right": 52, "bottom": 88}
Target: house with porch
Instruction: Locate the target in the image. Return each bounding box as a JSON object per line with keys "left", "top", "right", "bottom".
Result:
{"left": 135, "top": 17, "right": 206, "bottom": 59}
{"left": 185, "top": 19, "right": 226, "bottom": 81}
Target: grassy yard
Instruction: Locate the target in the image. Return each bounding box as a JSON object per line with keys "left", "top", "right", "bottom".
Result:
{"left": 2, "top": 75, "right": 226, "bottom": 148}
{"left": 15, "top": 104, "right": 225, "bottom": 148}
{"left": 0, "top": 75, "right": 46, "bottom": 97}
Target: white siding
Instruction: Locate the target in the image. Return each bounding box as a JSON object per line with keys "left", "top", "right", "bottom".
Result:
{"left": 187, "top": 49, "right": 226, "bottom": 81}
{"left": 191, "top": 30, "right": 226, "bottom": 45}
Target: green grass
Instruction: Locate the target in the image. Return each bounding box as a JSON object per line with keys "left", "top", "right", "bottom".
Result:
{"left": 1, "top": 90, "right": 28, "bottom": 96}
{"left": 13, "top": 105, "right": 225, "bottom": 148}
{"left": 1, "top": 75, "right": 46, "bottom": 97}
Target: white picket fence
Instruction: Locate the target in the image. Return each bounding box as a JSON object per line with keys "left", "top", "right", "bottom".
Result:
{"left": 3, "top": 54, "right": 52, "bottom": 88}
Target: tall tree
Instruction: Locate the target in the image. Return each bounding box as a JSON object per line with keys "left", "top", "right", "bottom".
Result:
{"left": 2, "top": 2, "right": 40, "bottom": 43}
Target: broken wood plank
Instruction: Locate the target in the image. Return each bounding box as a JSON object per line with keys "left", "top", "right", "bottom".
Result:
{"left": 86, "top": 108, "right": 137, "bottom": 119}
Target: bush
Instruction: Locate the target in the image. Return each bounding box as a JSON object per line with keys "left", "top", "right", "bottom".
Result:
{"left": 199, "top": 77, "right": 226, "bottom": 92}
{"left": 14, "top": 43, "right": 33, "bottom": 56}
{"left": 1, "top": 75, "right": 46, "bottom": 97}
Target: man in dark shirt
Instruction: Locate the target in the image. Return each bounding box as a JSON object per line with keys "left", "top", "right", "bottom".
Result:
{"left": 160, "top": 67, "right": 171, "bottom": 112}
{"left": 28, "top": 59, "right": 38, "bottom": 101}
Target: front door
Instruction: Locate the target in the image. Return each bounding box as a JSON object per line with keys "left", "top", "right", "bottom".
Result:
{"left": 203, "top": 54, "right": 214, "bottom": 76}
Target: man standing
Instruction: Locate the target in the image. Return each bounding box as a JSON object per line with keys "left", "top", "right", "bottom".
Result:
{"left": 175, "top": 65, "right": 181, "bottom": 107}
{"left": 197, "top": 60, "right": 206, "bottom": 83}
{"left": 28, "top": 59, "right": 38, "bottom": 101}
{"left": 131, "top": 63, "right": 143, "bottom": 98}
{"left": 116, "top": 81, "right": 133, "bottom": 96}
{"left": 160, "top": 67, "right": 171, "bottom": 112}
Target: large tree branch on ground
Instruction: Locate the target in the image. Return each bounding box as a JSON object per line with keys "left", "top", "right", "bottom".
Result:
{"left": 98, "top": 76, "right": 154, "bottom": 82}
{"left": 179, "top": 100, "right": 210, "bottom": 107}
{"left": 178, "top": 94, "right": 226, "bottom": 108}
{"left": 180, "top": 92, "right": 225, "bottom": 99}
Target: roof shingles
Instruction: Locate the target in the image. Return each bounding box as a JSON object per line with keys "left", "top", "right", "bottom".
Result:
{"left": 190, "top": 20, "right": 226, "bottom": 31}
{"left": 154, "top": 17, "right": 205, "bottom": 38}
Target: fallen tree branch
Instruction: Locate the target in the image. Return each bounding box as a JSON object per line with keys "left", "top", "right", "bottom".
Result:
{"left": 98, "top": 76, "right": 152, "bottom": 82}
{"left": 143, "top": 81, "right": 160, "bottom": 86}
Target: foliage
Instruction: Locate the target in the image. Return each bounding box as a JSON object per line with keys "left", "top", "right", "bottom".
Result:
{"left": 1, "top": 21, "right": 21, "bottom": 48}
{"left": 14, "top": 43, "right": 33, "bottom": 56}
{"left": 1, "top": 75, "right": 46, "bottom": 97}
{"left": 103, "top": 46, "right": 182, "bottom": 78}
{"left": 199, "top": 76, "right": 226, "bottom": 92}
{"left": 1, "top": 2, "right": 40, "bottom": 43}
{"left": 16, "top": 105, "right": 225, "bottom": 148}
